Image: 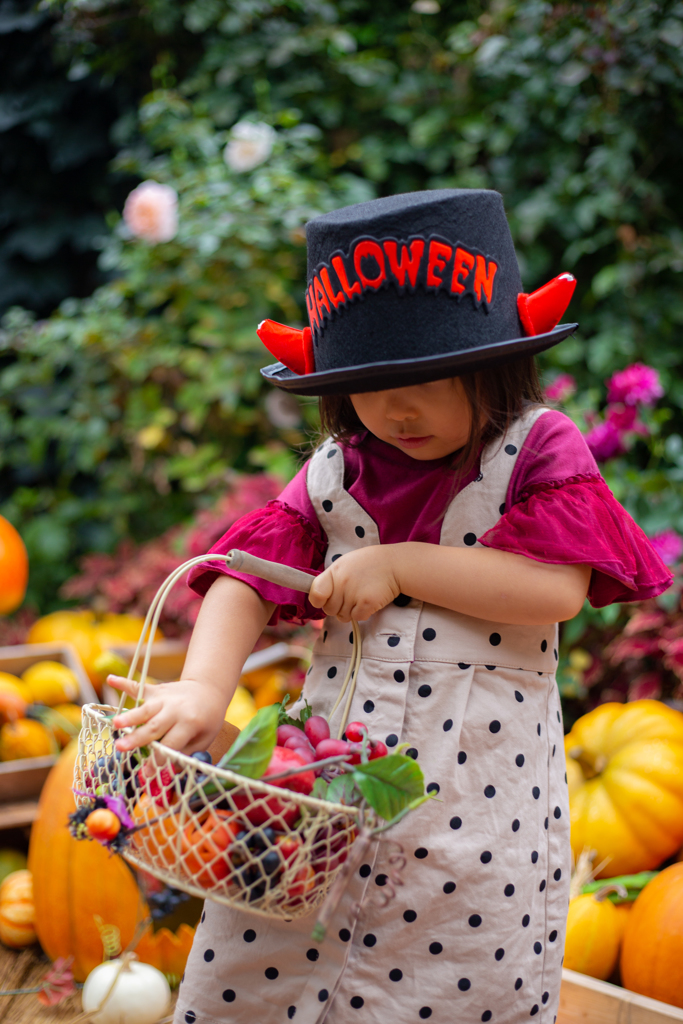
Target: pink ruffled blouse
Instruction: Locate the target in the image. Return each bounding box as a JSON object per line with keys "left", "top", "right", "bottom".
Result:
{"left": 189, "top": 410, "right": 672, "bottom": 622}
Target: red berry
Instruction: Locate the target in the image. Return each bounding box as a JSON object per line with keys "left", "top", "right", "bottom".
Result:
{"left": 304, "top": 715, "right": 330, "bottom": 748}
{"left": 369, "top": 741, "right": 388, "bottom": 760}
{"left": 315, "top": 738, "right": 350, "bottom": 760}
{"left": 292, "top": 745, "right": 316, "bottom": 765}
{"left": 345, "top": 721, "right": 368, "bottom": 743}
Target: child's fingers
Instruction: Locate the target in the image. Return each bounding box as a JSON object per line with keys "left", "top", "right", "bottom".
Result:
{"left": 159, "top": 722, "right": 207, "bottom": 755}
{"left": 112, "top": 699, "right": 159, "bottom": 731}
{"left": 309, "top": 568, "right": 335, "bottom": 609}
{"left": 107, "top": 674, "right": 140, "bottom": 697}
{"left": 115, "top": 709, "right": 173, "bottom": 751}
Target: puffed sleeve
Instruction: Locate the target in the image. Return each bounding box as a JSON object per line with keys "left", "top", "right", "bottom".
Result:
{"left": 478, "top": 411, "right": 673, "bottom": 607}
{"left": 187, "top": 464, "right": 327, "bottom": 624}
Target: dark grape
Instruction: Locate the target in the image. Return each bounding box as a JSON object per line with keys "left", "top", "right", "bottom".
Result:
{"left": 262, "top": 851, "right": 281, "bottom": 876}
{"left": 191, "top": 751, "right": 212, "bottom": 764}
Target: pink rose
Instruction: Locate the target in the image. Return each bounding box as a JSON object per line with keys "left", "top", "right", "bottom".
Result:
{"left": 123, "top": 180, "right": 178, "bottom": 243}
{"left": 584, "top": 419, "right": 625, "bottom": 462}
{"left": 545, "top": 373, "right": 576, "bottom": 403}
{"left": 606, "top": 363, "right": 664, "bottom": 406}
{"left": 650, "top": 529, "right": 683, "bottom": 566}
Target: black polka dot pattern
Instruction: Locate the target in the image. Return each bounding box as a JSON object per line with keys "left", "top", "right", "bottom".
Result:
{"left": 429, "top": 942, "right": 443, "bottom": 955}
{"left": 522, "top": 914, "right": 530, "bottom": 927}
{"left": 406, "top": 747, "right": 418, "bottom": 759}
{"left": 423, "top": 628, "right": 436, "bottom": 641}
{"left": 458, "top": 751, "right": 467, "bottom": 764}
{"left": 418, "top": 684, "right": 432, "bottom": 697}
{"left": 484, "top": 785, "right": 496, "bottom": 798}
{"left": 443, "top": 718, "right": 453, "bottom": 731}
{"left": 480, "top": 851, "right": 492, "bottom": 864}
{"left": 515, "top": 690, "right": 524, "bottom": 702}
{"left": 243, "top": 929, "right": 256, "bottom": 942}
{"left": 318, "top": 990, "right": 328, "bottom": 1002}
{"left": 306, "top": 948, "right": 319, "bottom": 962}
{"left": 387, "top": 635, "right": 400, "bottom": 647}
{"left": 489, "top": 720, "right": 501, "bottom": 733}
{"left": 414, "top": 847, "right": 428, "bottom": 859}
{"left": 389, "top": 968, "right": 403, "bottom": 981}
{"left": 458, "top": 978, "right": 471, "bottom": 991}
{"left": 327, "top": 666, "right": 337, "bottom": 678}
{"left": 386, "top": 733, "right": 398, "bottom": 747}
{"left": 443, "top": 881, "right": 456, "bottom": 894}
{"left": 363, "top": 699, "right": 375, "bottom": 713}
{"left": 495, "top": 948, "right": 505, "bottom": 961}
{"left": 516, "top": 754, "right": 525, "bottom": 767}
{"left": 355, "top": 525, "right": 365, "bottom": 537}
{"left": 322, "top": 499, "right": 333, "bottom": 512}
{"left": 203, "top": 949, "right": 214, "bottom": 962}
{"left": 505, "top": 443, "right": 518, "bottom": 455}
{"left": 265, "top": 967, "right": 279, "bottom": 980}
{"left": 404, "top": 909, "right": 417, "bottom": 922}
{"left": 458, "top": 662, "right": 471, "bottom": 669}
{"left": 450, "top": 816, "right": 462, "bottom": 830}
{"left": 464, "top": 532, "right": 477, "bottom": 545}
{"left": 427, "top": 782, "right": 440, "bottom": 795}
{"left": 394, "top": 669, "right": 405, "bottom": 682}
{"left": 363, "top": 933, "right": 377, "bottom": 947}
{"left": 339, "top": 928, "right": 351, "bottom": 942}
{"left": 420, "top": 1010, "right": 432, "bottom": 1020}
{"left": 489, "top": 632, "right": 501, "bottom": 646}
{"left": 359, "top": 864, "right": 371, "bottom": 878}
{"left": 505, "top": 883, "right": 515, "bottom": 896}
{"left": 185, "top": 1013, "right": 196, "bottom": 1023}
{"left": 469, "top": 914, "right": 482, "bottom": 928}
{"left": 223, "top": 990, "right": 236, "bottom": 1003}
{"left": 350, "top": 996, "right": 364, "bottom": 1009}
{"left": 512, "top": 819, "right": 520, "bottom": 832}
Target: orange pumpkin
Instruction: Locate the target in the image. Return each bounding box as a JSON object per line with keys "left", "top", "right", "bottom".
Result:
{"left": 621, "top": 863, "right": 683, "bottom": 1006}
{"left": 0, "top": 515, "right": 28, "bottom": 615}
{"left": 0, "top": 869, "right": 36, "bottom": 948}
{"left": 565, "top": 701, "right": 683, "bottom": 877}
{"left": 29, "top": 743, "right": 197, "bottom": 982}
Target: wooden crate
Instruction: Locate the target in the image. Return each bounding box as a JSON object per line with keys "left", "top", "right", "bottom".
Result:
{"left": 558, "top": 969, "right": 683, "bottom": 1024}
{"left": 0, "top": 643, "right": 98, "bottom": 824}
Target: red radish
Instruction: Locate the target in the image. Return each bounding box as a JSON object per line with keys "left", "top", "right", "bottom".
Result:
{"left": 293, "top": 745, "right": 316, "bottom": 765}
{"left": 233, "top": 747, "right": 314, "bottom": 827}
{"left": 369, "top": 740, "right": 388, "bottom": 760}
{"left": 277, "top": 724, "right": 305, "bottom": 745}
{"left": 347, "top": 742, "right": 363, "bottom": 765}
{"left": 284, "top": 734, "right": 312, "bottom": 752}
{"left": 345, "top": 721, "right": 368, "bottom": 743}
{"left": 304, "top": 715, "right": 330, "bottom": 747}
{"left": 315, "top": 738, "right": 350, "bottom": 760}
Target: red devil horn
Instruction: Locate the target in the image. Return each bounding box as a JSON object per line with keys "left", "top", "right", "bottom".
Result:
{"left": 517, "top": 273, "right": 576, "bottom": 337}
{"left": 256, "top": 320, "right": 315, "bottom": 376}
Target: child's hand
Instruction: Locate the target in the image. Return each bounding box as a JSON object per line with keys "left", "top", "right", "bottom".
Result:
{"left": 309, "top": 546, "right": 401, "bottom": 622}
{"left": 108, "top": 674, "right": 228, "bottom": 755}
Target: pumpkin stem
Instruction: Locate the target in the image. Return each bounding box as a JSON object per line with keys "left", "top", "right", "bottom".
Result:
{"left": 582, "top": 871, "right": 658, "bottom": 903}
{"left": 594, "top": 883, "right": 628, "bottom": 903}
{"left": 567, "top": 746, "right": 608, "bottom": 778}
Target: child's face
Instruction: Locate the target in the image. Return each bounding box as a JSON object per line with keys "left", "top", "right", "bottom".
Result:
{"left": 350, "top": 378, "right": 472, "bottom": 460}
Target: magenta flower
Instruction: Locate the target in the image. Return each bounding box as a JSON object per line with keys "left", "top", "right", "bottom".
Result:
{"left": 585, "top": 419, "right": 625, "bottom": 461}
{"left": 650, "top": 529, "right": 683, "bottom": 567}
{"left": 605, "top": 403, "right": 649, "bottom": 438}
{"left": 545, "top": 373, "right": 576, "bottom": 403}
{"left": 607, "top": 363, "right": 664, "bottom": 407}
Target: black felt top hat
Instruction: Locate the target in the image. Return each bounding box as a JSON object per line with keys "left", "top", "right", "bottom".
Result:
{"left": 257, "top": 189, "right": 577, "bottom": 396}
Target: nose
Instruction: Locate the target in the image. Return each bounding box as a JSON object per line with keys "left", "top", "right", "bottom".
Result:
{"left": 383, "top": 390, "right": 419, "bottom": 421}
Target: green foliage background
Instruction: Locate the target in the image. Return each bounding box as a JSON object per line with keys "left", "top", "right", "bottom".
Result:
{"left": 2, "top": 0, "right": 683, "bottom": 613}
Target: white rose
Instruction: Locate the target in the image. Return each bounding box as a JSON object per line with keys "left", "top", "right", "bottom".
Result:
{"left": 123, "top": 180, "right": 178, "bottom": 244}
{"left": 224, "top": 121, "right": 276, "bottom": 173}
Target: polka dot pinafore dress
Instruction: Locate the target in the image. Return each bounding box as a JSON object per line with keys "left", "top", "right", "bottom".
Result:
{"left": 175, "top": 405, "right": 570, "bottom": 1024}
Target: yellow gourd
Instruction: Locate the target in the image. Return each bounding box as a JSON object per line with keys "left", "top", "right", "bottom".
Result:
{"left": 0, "top": 869, "right": 36, "bottom": 947}
{"left": 0, "top": 719, "right": 57, "bottom": 760}
{"left": 22, "top": 660, "right": 79, "bottom": 706}
{"left": 565, "top": 700, "right": 683, "bottom": 876}
{"left": 225, "top": 686, "right": 256, "bottom": 730}
{"left": 564, "top": 888, "right": 623, "bottom": 980}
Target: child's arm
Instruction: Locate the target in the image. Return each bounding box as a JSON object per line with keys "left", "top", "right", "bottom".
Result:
{"left": 110, "top": 575, "right": 274, "bottom": 754}
{"left": 308, "top": 544, "right": 591, "bottom": 625}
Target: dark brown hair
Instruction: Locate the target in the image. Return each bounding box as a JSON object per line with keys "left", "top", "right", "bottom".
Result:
{"left": 318, "top": 356, "right": 544, "bottom": 480}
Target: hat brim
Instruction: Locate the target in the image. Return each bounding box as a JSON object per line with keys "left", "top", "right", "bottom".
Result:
{"left": 260, "top": 323, "right": 579, "bottom": 396}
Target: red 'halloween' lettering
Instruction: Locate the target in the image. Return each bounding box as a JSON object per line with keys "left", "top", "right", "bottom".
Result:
{"left": 305, "top": 286, "right": 321, "bottom": 330}
{"left": 474, "top": 255, "right": 498, "bottom": 305}
{"left": 451, "top": 247, "right": 476, "bottom": 295}
{"left": 331, "top": 256, "right": 362, "bottom": 300}
{"left": 383, "top": 239, "right": 425, "bottom": 289}
{"left": 426, "top": 240, "right": 453, "bottom": 289}
{"left": 353, "top": 240, "right": 387, "bottom": 290}
{"left": 320, "top": 267, "right": 346, "bottom": 310}
{"left": 314, "top": 275, "right": 332, "bottom": 318}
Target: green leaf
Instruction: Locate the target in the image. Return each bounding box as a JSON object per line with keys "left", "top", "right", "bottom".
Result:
{"left": 277, "top": 694, "right": 312, "bottom": 730}
{"left": 326, "top": 773, "right": 357, "bottom": 805}
{"left": 217, "top": 704, "right": 278, "bottom": 778}
{"left": 311, "top": 777, "right": 329, "bottom": 799}
{"left": 351, "top": 754, "right": 425, "bottom": 821}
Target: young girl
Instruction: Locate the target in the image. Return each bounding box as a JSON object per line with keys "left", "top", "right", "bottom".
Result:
{"left": 111, "top": 190, "right": 671, "bottom": 1024}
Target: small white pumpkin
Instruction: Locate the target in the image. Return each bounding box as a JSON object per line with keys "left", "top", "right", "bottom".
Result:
{"left": 82, "top": 955, "right": 171, "bottom": 1024}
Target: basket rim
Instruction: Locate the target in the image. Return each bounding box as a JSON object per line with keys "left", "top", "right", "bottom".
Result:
{"left": 82, "top": 702, "right": 362, "bottom": 819}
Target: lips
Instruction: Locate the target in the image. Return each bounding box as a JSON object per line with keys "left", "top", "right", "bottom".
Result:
{"left": 394, "top": 435, "right": 433, "bottom": 449}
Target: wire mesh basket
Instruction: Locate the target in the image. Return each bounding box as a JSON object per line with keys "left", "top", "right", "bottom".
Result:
{"left": 74, "top": 551, "right": 366, "bottom": 922}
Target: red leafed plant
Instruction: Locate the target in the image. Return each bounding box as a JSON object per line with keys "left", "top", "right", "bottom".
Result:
{"left": 60, "top": 473, "right": 283, "bottom": 638}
